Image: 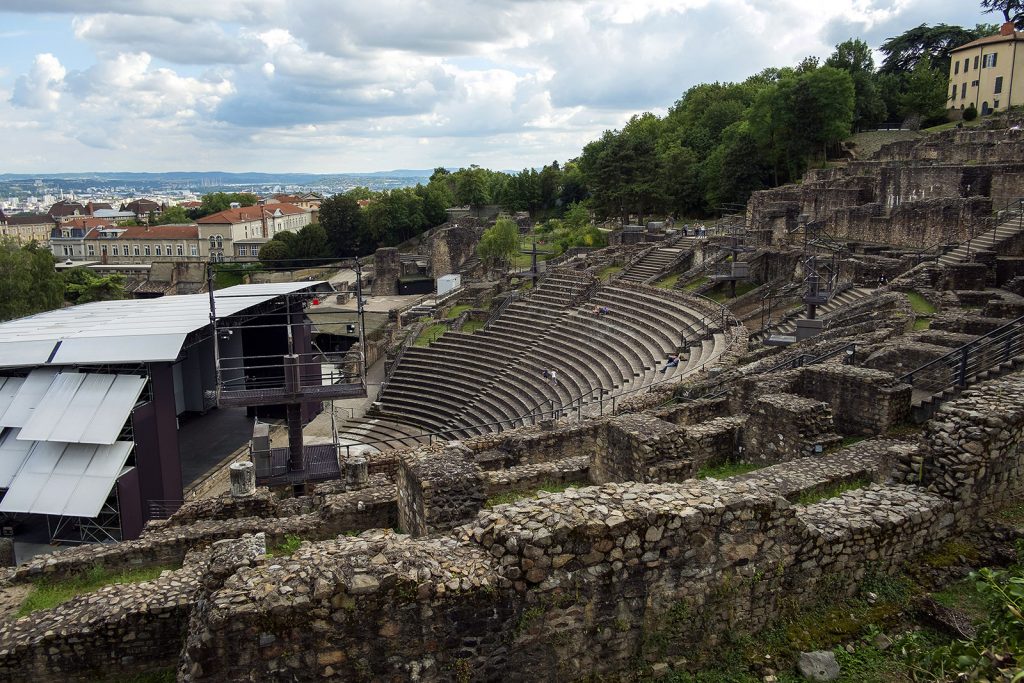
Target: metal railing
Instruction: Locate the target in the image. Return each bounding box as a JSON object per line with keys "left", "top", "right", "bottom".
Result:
{"left": 899, "top": 314, "right": 1024, "bottom": 396}
{"left": 147, "top": 499, "right": 184, "bottom": 520}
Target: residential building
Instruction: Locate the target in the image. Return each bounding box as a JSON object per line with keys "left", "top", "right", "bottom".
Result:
{"left": 0, "top": 211, "right": 54, "bottom": 245}
{"left": 84, "top": 224, "right": 203, "bottom": 264}
{"left": 196, "top": 203, "right": 311, "bottom": 261}
{"left": 121, "top": 198, "right": 164, "bottom": 223}
{"left": 948, "top": 23, "right": 1024, "bottom": 115}
{"left": 49, "top": 217, "right": 115, "bottom": 260}
{"left": 48, "top": 199, "right": 88, "bottom": 223}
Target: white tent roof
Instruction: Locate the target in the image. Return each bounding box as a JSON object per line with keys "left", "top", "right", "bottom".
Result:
{"left": 0, "top": 281, "right": 326, "bottom": 367}
{"left": 18, "top": 372, "right": 146, "bottom": 445}
{"left": 0, "top": 428, "right": 32, "bottom": 488}
{"left": 0, "top": 440, "right": 133, "bottom": 518}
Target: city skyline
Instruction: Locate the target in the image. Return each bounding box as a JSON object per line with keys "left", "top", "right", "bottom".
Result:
{"left": 0, "top": 0, "right": 989, "bottom": 174}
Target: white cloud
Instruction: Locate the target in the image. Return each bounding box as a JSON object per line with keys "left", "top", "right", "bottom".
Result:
{"left": 0, "top": 0, "right": 992, "bottom": 172}
{"left": 10, "top": 53, "right": 66, "bottom": 110}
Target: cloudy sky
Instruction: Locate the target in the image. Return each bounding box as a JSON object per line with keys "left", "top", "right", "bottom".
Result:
{"left": 0, "top": 1, "right": 989, "bottom": 174}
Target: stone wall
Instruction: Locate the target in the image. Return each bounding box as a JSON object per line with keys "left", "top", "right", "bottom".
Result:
{"left": 741, "top": 393, "right": 841, "bottom": 463}
{"left": 891, "top": 374, "right": 1024, "bottom": 518}
{"left": 397, "top": 443, "right": 487, "bottom": 536}
{"left": 370, "top": 247, "right": 401, "bottom": 296}
{"left": 429, "top": 224, "right": 481, "bottom": 276}
{"left": 798, "top": 365, "right": 912, "bottom": 435}
{"left": 595, "top": 414, "right": 692, "bottom": 483}
{"left": 0, "top": 534, "right": 265, "bottom": 683}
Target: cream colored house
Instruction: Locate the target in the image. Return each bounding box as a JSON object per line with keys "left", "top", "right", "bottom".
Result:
{"left": 948, "top": 25, "right": 1024, "bottom": 115}
{"left": 196, "top": 203, "right": 311, "bottom": 261}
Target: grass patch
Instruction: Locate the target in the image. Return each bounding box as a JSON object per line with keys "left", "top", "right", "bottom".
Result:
{"left": 414, "top": 323, "right": 448, "bottom": 346}
{"left": 706, "top": 280, "right": 757, "bottom": 302}
{"left": 697, "top": 460, "right": 759, "bottom": 479}
{"left": 796, "top": 477, "right": 871, "bottom": 505}
{"left": 268, "top": 534, "right": 304, "bottom": 557}
{"left": 840, "top": 435, "right": 867, "bottom": 448}
{"left": 906, "top": 291, "right": 937, "bottom": 315}
{"left": 461, "top": 319, "right": 485, "bottom": 333}
{"left": 886, "top": 421, "right": 925, "bottom": 439}
{"left": 598, "top": 264, "right": 624, "bottom": 280}
{"left": 912, "top": 317, "right": 931, "bottom": 330}
{"left": 107, "top": 669, "right": 178, "bottom": 683}
{"left": 484, "top": 481, "right": 583, "bottom": 508}
{"left": 920, "top": 539, "right": 980, "bottom": 569}
{"left": 931, "top": 577, "right": 989, "bottom": 623}
{"left": 922, "top": 116, "right": 985, "bottom": 133}
{"left": 681, "top": 275, "right": 708, "bottom": 291}
{"left": 446, "top": 304, "right": 472, "bottom": 319}
{"left": 654, "top": 273, "right": 682, "bottom": 289}
{"left": 994, "top": 501, "right": 1024, "bottom": 527}
{"left": 17, "top": 564, "right": 178, "bottom": 617}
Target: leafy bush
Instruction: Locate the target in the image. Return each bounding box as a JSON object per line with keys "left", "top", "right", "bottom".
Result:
{"left": 906, "top": 545, "right": 1024, "bottom": 681}
{"left": 963, "top": 103, "right": 978, "bottom": 122}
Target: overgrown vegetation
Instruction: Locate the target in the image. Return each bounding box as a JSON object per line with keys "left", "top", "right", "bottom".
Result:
{"left": 696, "top": 460, "right": 759, "bottom": 479}
{"left": 461, "top": 320, "right": 485, "bottom": 334}
{"left": 414, "top": 323, "right": 448, "bottom": 347}
{"left": 446, "top": 304, "right": 472, "bottom": 319}
{"left": 795, "top": 477, "right": 871, "bottom": 505}
{"left": 655, "top": 273, "right": 682, "bottom": 289}
{"left": 268, "top": 534, "right": 304, "bottom": 557}
{"left": 17, "top": 564, "right": 178, "bottom": 617}
{"left": 906, "top": 291, "right": 937, "bottom": 315}
{"left": 484, "top": 481, "right": 583, "bottom": 508}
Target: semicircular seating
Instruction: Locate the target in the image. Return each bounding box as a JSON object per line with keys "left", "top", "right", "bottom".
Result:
{"left": 339, "top": 272, "right": 733, "bottom": 446}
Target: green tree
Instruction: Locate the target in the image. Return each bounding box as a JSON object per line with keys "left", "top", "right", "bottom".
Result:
{"left": 562, "top": 202, "right": 590, "bottom": 230}
{"left": 880, "top": 24, "right": 995, "bottom": 75}
{"left": 154, "top": 205, "right": 190, "bottom": 225}
{"left": 258, "top": 240, "right": 291, "bottom": 264}
{"left": 827, "top": 39, "right": 887, "bottom": 130}
{"left": 319, "top": 194, "right": 367, "bottom": 256}
{"left": 900, "top": 55, "right": 950, "bottom": 124}
{"left": 63, "top": 267, "right": 126, "bottom": 304}
{"left": 197, "top": 192, "right": 258, "bottom": 217}
{"left": 453, "top": 166, "right": 490, "bottom": 211}
{"left": 0, "top": 240, "right": 64, "bottom": 321}
{"left": 477, "top": 218, "right": 519, "bottom": 270}
{"left": 290, "top": 223, "right": 330, "bottom": 261}
{"left": 981, "top": 0, "right": 1024, "bottom": 28}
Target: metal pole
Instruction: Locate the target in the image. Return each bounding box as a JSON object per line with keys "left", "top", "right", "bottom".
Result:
{"left": 207, "top": 263, "right": 222, "bottom": 403}
{"left": 355, "top": 259, "right": 368, "bottom": 388}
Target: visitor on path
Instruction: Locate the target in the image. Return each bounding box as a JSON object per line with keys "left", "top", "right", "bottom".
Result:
{"left": 549, "top": 369, "right": 557, "bottom": 386}
{"left": 600, "top": 306, "right": 610, "bottom": 315}
{"left": 660, "top": 354, "right": 680, "bottom": 374}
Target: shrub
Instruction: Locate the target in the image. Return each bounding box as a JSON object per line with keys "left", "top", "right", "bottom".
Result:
{"left": 963, "top": 104, "right": 978, "bottom": 122}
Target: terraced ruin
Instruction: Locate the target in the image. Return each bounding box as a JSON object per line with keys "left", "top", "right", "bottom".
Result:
{"left": 2, "top": 119, "right": 1024, "bottom": 682}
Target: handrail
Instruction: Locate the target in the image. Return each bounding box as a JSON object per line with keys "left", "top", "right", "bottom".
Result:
{"left": 485, "top": 291, "right": 518, "bottom": 328}
{"left": 381, "top": 324, "right": 420, "bottom": 393}
{"left": 899, "top": 313, "right": 1024, "bottom": 388}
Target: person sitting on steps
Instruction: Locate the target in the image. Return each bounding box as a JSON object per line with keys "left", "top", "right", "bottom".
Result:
{"left": 660, "top": 354, "right": 680, "bottom": 374}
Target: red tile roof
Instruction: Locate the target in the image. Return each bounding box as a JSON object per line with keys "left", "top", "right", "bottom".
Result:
{"left": 66, "top": 217, "right": 117, "bottom": 230}
{"left": 117, "top": 224, "right": 199, "bottom": 239}
{"left": 954, "top": 31, "right": 1024, "bottom": 51}
{"left": 196, "top": 203, "right": 307, "bottom": 224}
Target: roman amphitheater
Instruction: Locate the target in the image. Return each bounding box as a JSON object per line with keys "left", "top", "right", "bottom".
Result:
{"left": 3, "top": 120, "right": 1024, "bottom": 682}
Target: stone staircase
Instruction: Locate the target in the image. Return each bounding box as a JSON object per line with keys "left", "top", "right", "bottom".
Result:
{"left": 619, "top": 247, "right": 684, "bottom": 283}
{"left": 753, "top": 287, "right": 873, "bottom": 342}
{"left": 937, "top": 211, "right": 1024, "bottom": 266}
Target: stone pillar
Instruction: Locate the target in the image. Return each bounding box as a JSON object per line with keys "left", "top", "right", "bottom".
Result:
{"left": 371, "top": 247, "right": 401, "bottom": 296}
{"left": 0, "top": 537, "right": 14, "bottom": 567}
{"left": 230, "top": 461, "right": 256, "bottom": 497}
{"left": 345, "top": 456, "right": 369, "bottom": 489}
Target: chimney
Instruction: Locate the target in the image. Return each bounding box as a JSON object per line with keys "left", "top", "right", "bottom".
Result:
{"left": 1001, "top": 21, "right": 1016, "bottom": 36}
